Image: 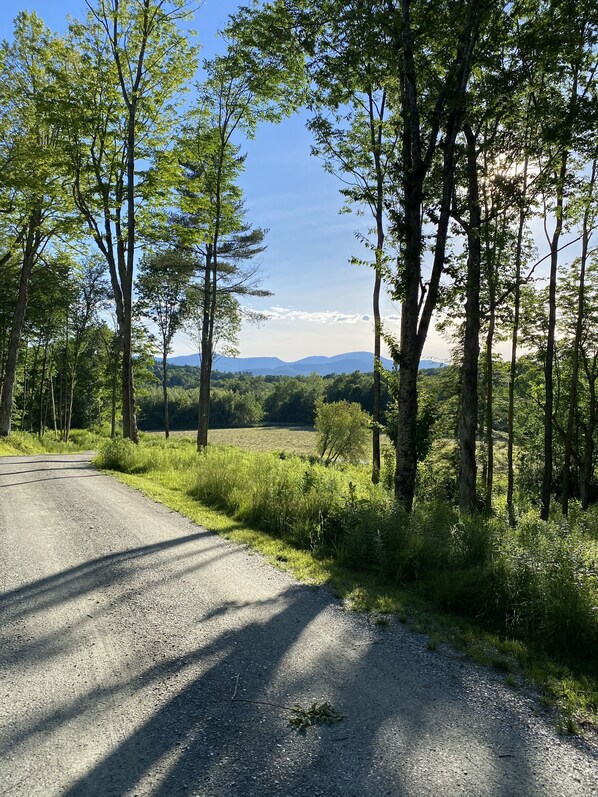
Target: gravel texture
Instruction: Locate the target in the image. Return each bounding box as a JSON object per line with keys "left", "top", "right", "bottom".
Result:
{"left": 0, "top": 453, "right": 596, "bottom": 797}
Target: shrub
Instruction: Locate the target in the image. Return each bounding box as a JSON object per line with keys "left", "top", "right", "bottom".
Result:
{"left": 315, "top": 399, "right": 371, "bottom": 464}
{"left": 94, "top": 437, "right": 142, "bottom": 472}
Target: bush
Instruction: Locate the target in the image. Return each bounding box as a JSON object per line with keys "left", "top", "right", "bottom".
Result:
{"left": 189, "top": 447, "right": 349, "bottom": 549}
{"left": 94, "top": 437, "right": 142, "bottom": 472}
{"left": 315, "top": 399, "right": 371, "bottom": 464}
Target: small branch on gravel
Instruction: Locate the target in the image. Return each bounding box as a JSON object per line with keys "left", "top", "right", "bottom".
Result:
{"left": 231, "top": 673, "right": 240, "bottom": 703}
{"left": 230, "top": 674, "right": 343, "bottom": 730}
{"left": 230, "top": 674, "right": 294, "bottom": 711}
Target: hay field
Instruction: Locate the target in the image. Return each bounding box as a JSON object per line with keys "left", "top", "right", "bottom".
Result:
{"left": 163, "top": 426, "right": 318, "bottom": 456}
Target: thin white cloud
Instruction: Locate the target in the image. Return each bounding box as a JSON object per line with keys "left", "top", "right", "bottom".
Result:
{"left": 257, "top": 306, "right": 402, "bottom": 325}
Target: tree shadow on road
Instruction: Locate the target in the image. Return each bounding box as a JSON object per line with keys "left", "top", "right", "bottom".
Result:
{"left": 1, "top": 527, "right": 595, "bottom": 796}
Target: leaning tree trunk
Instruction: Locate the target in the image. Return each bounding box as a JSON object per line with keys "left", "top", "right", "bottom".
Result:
{"left": 458, "top": 124, "right": 481, "bottom": 514}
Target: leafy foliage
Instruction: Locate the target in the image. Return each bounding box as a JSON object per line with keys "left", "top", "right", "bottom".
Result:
{"left": 315, "top": 399, "right": 371, "bottom": 464}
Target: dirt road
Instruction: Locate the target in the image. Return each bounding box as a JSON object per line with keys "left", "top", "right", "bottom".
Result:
{"left": 0, "top": 453, "right": 596, "bottom": 796}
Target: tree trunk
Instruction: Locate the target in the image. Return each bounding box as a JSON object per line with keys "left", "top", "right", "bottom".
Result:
{"left": 372, "top": 271, "right": 382, "bottom": 484}
{"left": 392, "top": 0, "right": 482, "bottom": 509}
{"left": 20, "top": 336, "right": 29, "bottom": 431}
{"left": 162, "top": 350, "right": 169, "bottom": 439}
{"left": 561, "top": 158, "right": 596, "bottom": 514}
{"left": 394, "top": 176, "right": 423, "bottom": 510}
{"left": 50, "top": 374, "right": 58, "bottom": 434}
{"left": 197, "top": 246, "right": 213, "bottom": 450}
{"left": 65, "top": 373, "right": 76, "bottom": 444}
{"left": 458, "top": 124, "right": 481, "bottom": 514}
{"left": 0, "top": 235, "right": 37, "bottom": 436}
{"left": 484, "top": 309, "right": 495, "bottom": 511}
{"left": 38, "top": 339, "right": 49, "bottom": 437}
{"left": 507, "top": 153, "right": 529, "bottom": 526}
{"left": 581, "top": 373, "right": 596, "bottom": 510}
{"left": 26, "top": 339, "right": 42, "bottom": 433}
{"left": 121, "top": 309, "right": 138, "bottom": 443}
{"left": 111, "top": 351, "right": 118, "bottom": 439}
{"left": 197, "top": 339, "right": 212, "bottom": 450}
{"left": 369, "top": 87, "right": 386, "bottom": 485}
{"left": 541, "top": 153, "right": 568, "bottom": 520}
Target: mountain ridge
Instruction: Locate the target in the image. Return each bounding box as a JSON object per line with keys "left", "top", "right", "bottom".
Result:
{"left": 167, "top": 351, "right": 445, "bottom": 376}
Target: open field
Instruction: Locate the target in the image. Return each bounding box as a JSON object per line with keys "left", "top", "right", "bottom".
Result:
{"left": 150, "top": 425, "right": 395, "bottom": 459}
{"left": 152, "top": 425, "right": 319, "bottom": 456}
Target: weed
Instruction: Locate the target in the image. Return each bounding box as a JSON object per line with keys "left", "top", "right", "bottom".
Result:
{"left": 556, "top": 713, "right": 581, "bottom": 736}
{"left": 289, "top": 701, "right": 342, "bottom": 731}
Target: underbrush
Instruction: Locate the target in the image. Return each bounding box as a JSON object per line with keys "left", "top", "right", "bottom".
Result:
{"left": 0, "top": 429, "right": 102, "bottom": 456}
{"left": 95, "top": 437, "right": 598, "bottom": 666}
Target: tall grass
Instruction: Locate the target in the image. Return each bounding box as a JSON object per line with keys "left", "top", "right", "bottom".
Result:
{"left": 0, "top": 429, "right": 102, "bottom": 456}
{"left": 94, "top": 437, "right": 598, "bottom": 662}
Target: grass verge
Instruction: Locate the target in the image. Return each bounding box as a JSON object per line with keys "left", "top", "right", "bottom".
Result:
{"left": 0, "top": 429, "right": 101, "bottom": 456}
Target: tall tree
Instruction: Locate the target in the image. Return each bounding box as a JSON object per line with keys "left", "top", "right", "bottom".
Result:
{"left": 305, "top": 4, "right": 399, "bottom": 483}
{"left": 558, "top": 156, "right": 598, "bottom": 512}
{"left": 63, "top": 0, "right": 197, "bottom": 441}
{"left": 174, "top": 46, "right": 293, "bottom": 448}
{"left": 388, "top": 0, "right": 490, "bottom": 509}
{"left": 228, "top": 0, "right": 492, "bottom": 507}
{"left": 0, "top": 13, "right": 73, "bottom": 436}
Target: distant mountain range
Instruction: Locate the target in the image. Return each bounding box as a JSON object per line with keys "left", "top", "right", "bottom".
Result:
{"left": 166, "top": 351, "right": 445, "bottom": 377}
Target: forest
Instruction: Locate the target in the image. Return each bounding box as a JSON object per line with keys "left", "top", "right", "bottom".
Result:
{"left": 1, "top": 0, "right": 598, "bottom": 722}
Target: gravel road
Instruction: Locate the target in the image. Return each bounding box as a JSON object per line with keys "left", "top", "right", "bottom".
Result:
{"left": 0, "top": 453, "right": 596, "bottom": 797}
